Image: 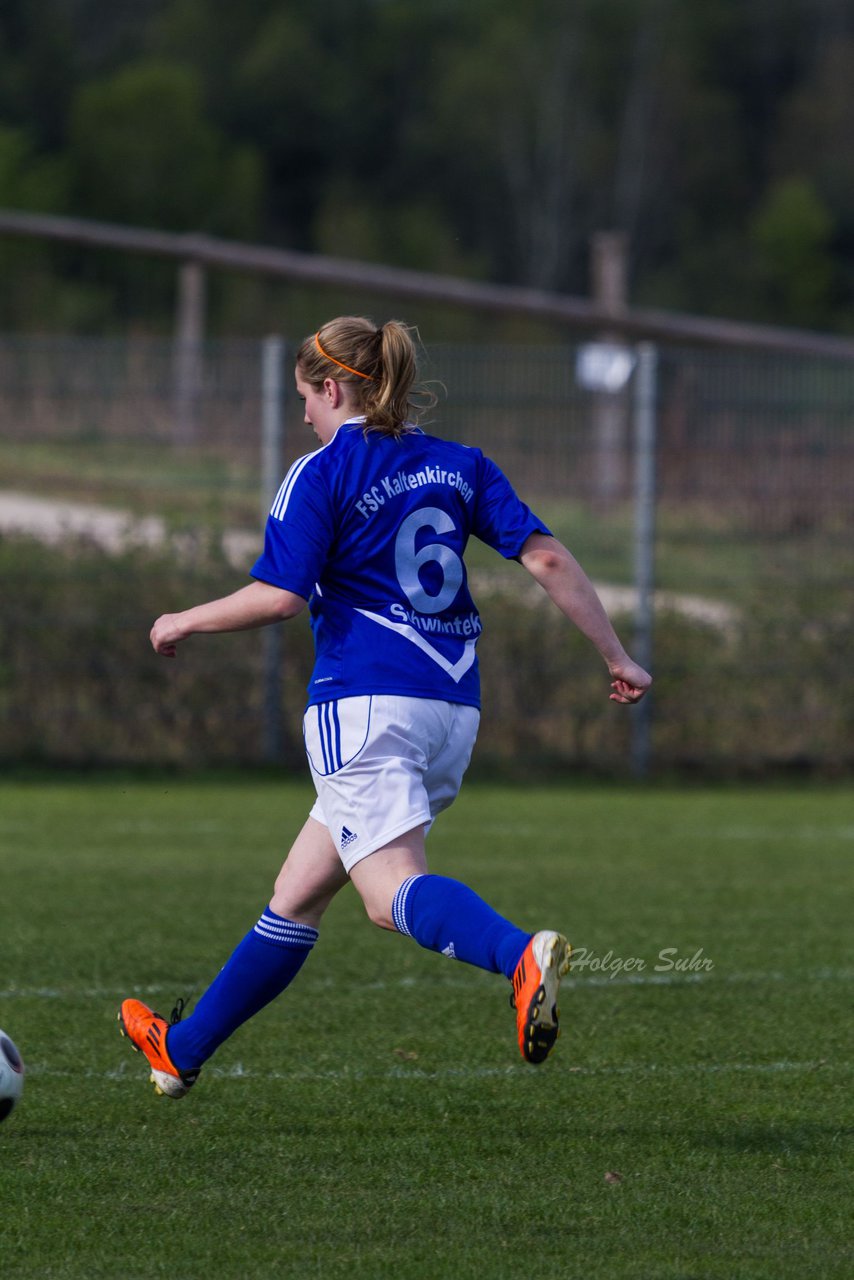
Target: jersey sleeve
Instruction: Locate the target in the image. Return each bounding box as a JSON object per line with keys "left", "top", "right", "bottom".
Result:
{"left": 250, "top": 455, "right": 336, "bottom": 597}
{"left": 471, "top": 452, "right": 552, "bottom": 558}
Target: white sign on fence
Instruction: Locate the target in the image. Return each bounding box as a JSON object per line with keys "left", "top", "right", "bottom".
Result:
{"left": 575, "top": 342, "right": 637, "bottom": 393}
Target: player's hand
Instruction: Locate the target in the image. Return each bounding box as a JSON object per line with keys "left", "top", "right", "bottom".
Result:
{"left": 150, "top": 614, "right": 185, "bottom": 658}
{"left": 607, "top": 658, "right": 652, "bottom": 704}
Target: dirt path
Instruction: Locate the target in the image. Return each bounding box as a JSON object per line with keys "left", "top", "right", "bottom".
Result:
{"left": 0, "top": 488, "right": 735, "bottom": 627}
{"left": 0, "top": 489, "right": 259, "bottom": 566}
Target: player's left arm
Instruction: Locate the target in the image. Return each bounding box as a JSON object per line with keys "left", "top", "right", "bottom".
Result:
{"left": 150, "top": 581, "right": 306, "bottom": 658}
{"left": 518, "top": 532, "right": 651, "bottom": 704}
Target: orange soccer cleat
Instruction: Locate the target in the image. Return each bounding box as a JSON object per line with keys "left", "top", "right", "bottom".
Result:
{"left": 510, "top": 931, "right": 571, "bottom": 1064}
{"left": 117, "top": 998, "right": 200, "bottom": 1099}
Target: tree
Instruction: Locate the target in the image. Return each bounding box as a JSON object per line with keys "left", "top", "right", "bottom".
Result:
{"left": 0, "top": 125, "right": 67, "bottom": 210}
{"left": 68, "top": 59, "right": 263, "bottom": 237}
{"left": 751, "top": 177, "right": 835, "bottom": 326}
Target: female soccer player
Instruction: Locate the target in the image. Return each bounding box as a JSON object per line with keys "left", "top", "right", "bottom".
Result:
{"left": 119, "top": 316, "right": 651, "bottom": 1098}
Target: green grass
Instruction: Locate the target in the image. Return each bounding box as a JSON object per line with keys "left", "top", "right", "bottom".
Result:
{"left": 0, "top": 438, "right": 260, "bottom": 527}
{"left": 1, "top": 777, "right": 852, "bottom": 1279}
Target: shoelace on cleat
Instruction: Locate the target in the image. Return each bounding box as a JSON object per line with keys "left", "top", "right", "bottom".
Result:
{"left": 169, "top": 997, "right": 188, "bottom": 1026}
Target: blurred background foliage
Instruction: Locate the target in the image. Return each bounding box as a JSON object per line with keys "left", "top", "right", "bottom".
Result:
{"left": 2, "top": 0, "right": 854, "bottom": 335}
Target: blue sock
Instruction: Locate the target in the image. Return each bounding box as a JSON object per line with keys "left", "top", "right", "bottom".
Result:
{"left": 392, "top": 874, "right": 530, "bottom": 980}
{"left": 166, "top": 908, "right": 318, "bottom": 1071}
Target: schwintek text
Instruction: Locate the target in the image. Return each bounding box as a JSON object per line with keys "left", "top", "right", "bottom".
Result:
{"left": 390, "top": 603, "right": 483, "bottom": 636}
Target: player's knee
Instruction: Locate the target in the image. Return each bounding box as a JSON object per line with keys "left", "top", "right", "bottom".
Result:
{"left": 361, "top": 895, "right": 396, "bottom": 931}
{"left": 269, "top": 880, "right": 331, "bottom": 927}
{"left": 358, "top": 885, "right": 402, "bottom": 926}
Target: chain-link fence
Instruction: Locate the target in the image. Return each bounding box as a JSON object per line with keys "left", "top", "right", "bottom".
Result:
{"left": 2, "top": 335, "right": 852, "bottom": 776}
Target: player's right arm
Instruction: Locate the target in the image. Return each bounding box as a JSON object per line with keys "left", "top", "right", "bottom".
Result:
{"left": 152, "top": 444, "right": 335, "bottom": 658}
{"left": 150, "top": 581, "right": 306, "bottom": 657}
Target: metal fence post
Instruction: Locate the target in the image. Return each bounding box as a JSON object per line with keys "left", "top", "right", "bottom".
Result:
{"left": 631, "top": 342, "right": 658, "bottom": 778}
{"left": 590, "top": 231, "right": 629, "bottom": 506}
{"left": 260, "top": 336, "right": 285, "bottom": 763}
{"left": 173, "top": 258, "right": 206, "bottom": 444}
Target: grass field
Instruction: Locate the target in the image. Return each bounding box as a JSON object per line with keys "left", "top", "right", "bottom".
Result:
{"left": 1, "top": 776, "right": 851, "bottom": 1279}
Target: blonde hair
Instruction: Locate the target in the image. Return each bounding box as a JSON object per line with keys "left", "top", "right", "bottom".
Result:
{"left": 297, "top": 316, "right": 435, "bottom": 437}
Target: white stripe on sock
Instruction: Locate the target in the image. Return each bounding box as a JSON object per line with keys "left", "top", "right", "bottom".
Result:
{"left": 392, "top": 874, "right": 424, "bottom": 937}
{"left": 254, "top": 912, "right": 318, "bottom": 948}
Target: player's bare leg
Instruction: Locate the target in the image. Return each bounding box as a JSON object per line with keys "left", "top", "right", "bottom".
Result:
{"left": 348, "top": 826, "right": 427, "bottom": 929}
{"left": 269, "top": 815, "right": 351, "bottom": 925}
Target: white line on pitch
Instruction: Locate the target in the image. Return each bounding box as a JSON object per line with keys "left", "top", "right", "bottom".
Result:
{"left": 23, "top": 1058, "right": 843, "bottom": 1083}
{"left": 1, "top": 966, "right": 852, "bottom": 1001}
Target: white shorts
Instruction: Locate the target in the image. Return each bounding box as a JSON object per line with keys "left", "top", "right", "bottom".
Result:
{"left": 304, "top": 695, "right": 480, "bottom": 872}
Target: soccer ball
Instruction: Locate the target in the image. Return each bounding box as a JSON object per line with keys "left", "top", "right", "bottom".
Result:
{"left": 0, "top": 1030, "right": 25, "bottom": 1122}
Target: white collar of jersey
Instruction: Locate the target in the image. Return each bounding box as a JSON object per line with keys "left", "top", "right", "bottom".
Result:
{"left": 324, "top": 416, "right": 366, "bottom": 447}
{"left": 330, "top": 416, "right": 423, "bottom": 441}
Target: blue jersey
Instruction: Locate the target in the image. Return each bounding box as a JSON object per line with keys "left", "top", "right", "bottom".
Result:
{"left": 251, "top": 419, "right": 550, "bottom": 708}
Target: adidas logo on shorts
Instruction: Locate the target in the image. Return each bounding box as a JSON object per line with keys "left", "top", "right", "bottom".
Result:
{"left": 340, "top": 826, "right": 358, "bottom": 850}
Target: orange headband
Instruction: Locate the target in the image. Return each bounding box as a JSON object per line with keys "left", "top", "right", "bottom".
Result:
{"left": 314, "top": 332, "right": 375, "bottom": 381}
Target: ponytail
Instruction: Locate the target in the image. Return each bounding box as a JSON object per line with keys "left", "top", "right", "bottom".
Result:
{"left": 297, "top": 316, "right": 436, "bottom": 437}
